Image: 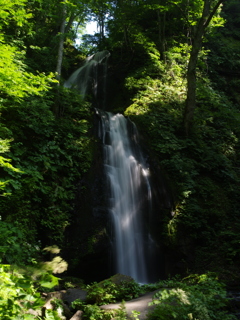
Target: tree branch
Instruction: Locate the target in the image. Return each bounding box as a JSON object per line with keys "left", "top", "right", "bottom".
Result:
{"left": 204, "top": 0, "right": 224, "bottom": 30}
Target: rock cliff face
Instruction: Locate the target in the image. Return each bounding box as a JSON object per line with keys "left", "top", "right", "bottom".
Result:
{"left": 63, "top": 112, "right": 113, "bottom": 283}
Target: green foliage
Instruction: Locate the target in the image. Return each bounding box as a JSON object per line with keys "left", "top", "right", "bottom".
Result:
{"left": 45, "top": 298, "right": 66, "bottom": 320}
{"left": 0, "top": 265, "right": 42, "bottom": 320}
{"left": 0, "top": 138, "right": 22, "bottom": 196}
{"left": 147, "top": 274, "right": 236, "bottom": 320}
{"left": 0, "top": 87, "right": 93, "bottom": 248}
{"left": 0, "top": 0, "right": 239, "bottom": 293}
{"left": 85, "top": 279, "right": 142, "bottom": 305}
{"left": 124, "top": 44, "right": 190, "bottom": 115}
{"left": 0, "top": 0, "right": 56, "bottom": 100}
{"left": 86, "top": 281, "right": 118, "bottom": 305}
{"left": 0, "top": 221, "right": 39, "bottom": 265}
{"left": 117, "top": 281, "right": 143, "bottom": 301}
{"left": 82, "top": 304, "right": 111, "bottom": 320}
{"left": 71, "top": 300, "right": 128, "bottom": 320}
{"left": 124, "top": 36, "right": 240, "bottom": 276}
{"left": 114, "top": 302, "right": 128, "bottom": 320}
{"left": 0, "top": 42, "right": 55, "bottom": 98}
{"left": 0, "top": 0, "right": 93, "bottom": 263}
{"left": 0, "top": 263, "right": 62, "bottom": 320}
{"left": 131, "top": 310, "right": 141, "bottom": 320}
{"left": 141, "top": 275, "right": 183, "bottom": 292}
{"left": 0, "top": 0, "right": 31, "bottom": 29}
{"left": 71, "top": 298, "right": 85, "bottom": 310}
{"left": 71, "top": 275, "right": 234, "bottom": 320}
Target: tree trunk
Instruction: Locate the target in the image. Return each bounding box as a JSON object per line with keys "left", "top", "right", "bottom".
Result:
{"left": 157, "top": 10, "right": 166, "bottom": 62}
{"left": 54, "top": 1, "right": 67, "bottom": 117}
{"left": 184, "top": 29, "right": 204, "bottom": 135}
{"left": 56, "top": 0, "right": 66, "bottom": 82}
{"left": 183, "top": 0, "right": 224, "bottom": 136}
{"left": 99, "top": 11, "right": 105, "bottom": 41}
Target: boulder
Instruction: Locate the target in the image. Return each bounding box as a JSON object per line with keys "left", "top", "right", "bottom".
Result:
{"left": 70, "top": 310, "right": 83, "bottom": 320}
{"left": 104, "top": 273, "right": 135, "bottom": 285}
{"left": 62, "top": 288, "right": 87, "bottom": 305}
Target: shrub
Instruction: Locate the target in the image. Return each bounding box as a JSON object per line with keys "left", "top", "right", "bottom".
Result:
{"left": 147, "top": 274, "right": 236, "bottom": 320}
{"left": 85, "top": 279, "right": 142, "bottom": 305}
{"left": 0, "top": 264, "right": 60, "bottom": 319}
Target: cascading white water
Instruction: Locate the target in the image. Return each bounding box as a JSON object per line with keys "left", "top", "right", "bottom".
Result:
{"left": 64, "top": 51, "right": 110, "bottom": 107}
{"left": 97, "top": 109, "right": 155, "bottom": 283}
{"left": 65, "top": 51, "right": 161, "bottom": 283}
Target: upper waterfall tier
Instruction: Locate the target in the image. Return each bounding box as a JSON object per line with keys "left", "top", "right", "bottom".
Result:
{"left": 64, "top": 51, "right": 110, "bottom": 109}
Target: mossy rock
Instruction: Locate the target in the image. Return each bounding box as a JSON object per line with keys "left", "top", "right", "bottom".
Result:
{"left": 101, "top": 273, "right": 135, "bottom": 286}
{"left": 110, "top": 273, "right": 135, "bottom": 285}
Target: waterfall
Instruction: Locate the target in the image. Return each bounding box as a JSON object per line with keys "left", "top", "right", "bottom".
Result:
{"left": 64, "top": 50, "right": 110, "bottom": 109}
{"left": 66, "top": 51, "right": 162, "bottom": 283}
{"left": 97, "top": 109, "right": 157, "bottom": 283}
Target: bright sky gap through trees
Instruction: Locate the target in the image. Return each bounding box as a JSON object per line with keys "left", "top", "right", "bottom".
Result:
{"left": 75, "top": 20, "right": 98, "bottom": 45}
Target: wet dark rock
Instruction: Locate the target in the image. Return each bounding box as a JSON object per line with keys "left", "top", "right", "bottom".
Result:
{"left": 227, "top": 290, "right": 240, "bottom": 319}
{"left": 62, "top": 288, "right": 87, "bottom": 305}
{"left": 104, "top": 131, "right": 111, "bottom": 145}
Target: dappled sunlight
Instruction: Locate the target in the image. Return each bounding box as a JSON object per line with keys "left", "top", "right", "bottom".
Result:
{"left": 43, "top": 256, "right": 68, "bottom": 274}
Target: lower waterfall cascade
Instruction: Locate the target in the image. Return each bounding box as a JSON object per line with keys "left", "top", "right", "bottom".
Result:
{"left": 96, "top": 109, "right": 159, "bottom": 283}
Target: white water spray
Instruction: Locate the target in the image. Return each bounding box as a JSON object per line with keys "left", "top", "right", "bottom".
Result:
{"left": 64, "top": 51, "right": 110, "bottom": 103}
{"left": 97, "top": 110, "right": 154, "bottom": 283}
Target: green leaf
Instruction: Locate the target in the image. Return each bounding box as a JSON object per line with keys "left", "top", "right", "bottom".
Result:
{"left": 40, "top": 273, "right": 59, "bottom": 289}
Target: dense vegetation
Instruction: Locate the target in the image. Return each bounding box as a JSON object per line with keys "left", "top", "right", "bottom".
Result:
{"left": 120, "top": 0, "right": 240, "bottom": 281}
{"left": 0, "top": 0, "right": 240, "bottom": 318}
{"left": 69, "top": 273, "right": 235, "bottom": 320}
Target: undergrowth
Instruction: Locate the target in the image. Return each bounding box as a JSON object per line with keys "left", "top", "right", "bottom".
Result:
{"left": 70, "top": 274, "right": 235, "bottom": 320}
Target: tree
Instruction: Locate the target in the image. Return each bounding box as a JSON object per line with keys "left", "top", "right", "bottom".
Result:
{"left": 55, "top": 0, "right": 88, "bottom": 81}
{"left": 56, "top": 0, "right": 67, "bottom": 81}
{"left": 184, "top": 0, "right": 225, "bottom": 135}
{"left": 0, "top": 0, "right": 55, "bottom": 190}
